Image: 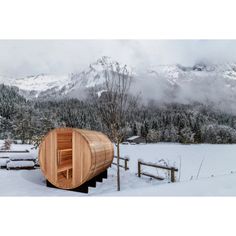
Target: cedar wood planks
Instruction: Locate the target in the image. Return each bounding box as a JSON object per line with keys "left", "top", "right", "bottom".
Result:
{"left": 39, "top": 128, "right": 113, "bottom": 190}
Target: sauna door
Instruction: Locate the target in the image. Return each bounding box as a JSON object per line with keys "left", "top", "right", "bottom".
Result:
{"left": 56, "top": 131, "right": 73, "bottom": 184}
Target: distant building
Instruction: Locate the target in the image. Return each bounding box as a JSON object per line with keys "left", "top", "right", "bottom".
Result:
{"left": 126, "top": 136, "right": 145, "bottom": 144}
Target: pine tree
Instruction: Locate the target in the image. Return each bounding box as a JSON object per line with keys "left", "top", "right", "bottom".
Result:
{"left": 132, "top": 123, "right": 138, "bottom": 136}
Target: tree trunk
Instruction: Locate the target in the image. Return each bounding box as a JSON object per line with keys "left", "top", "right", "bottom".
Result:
{"left": 116, "top": 142, "right": 121, "bottom": 191}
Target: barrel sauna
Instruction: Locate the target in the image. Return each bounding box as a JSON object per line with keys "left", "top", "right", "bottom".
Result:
{"left": 38, "top": 128, "right": 114, "bottom": 190}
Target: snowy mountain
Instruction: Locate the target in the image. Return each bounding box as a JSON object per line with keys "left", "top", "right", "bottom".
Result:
{"left": 1, "top": 57, "right": 236, "bottom": 111}
{"left": 148, "top": 62, "right": 236, "bottom": 84}
{"left": 140, "top": 62, "right": 236, "bottom": 112}
{"left": 0, "top": 56, "right": 131, "bottom": 99}
{"left": 0, "top": 74, "right": 72, "bottom": 99}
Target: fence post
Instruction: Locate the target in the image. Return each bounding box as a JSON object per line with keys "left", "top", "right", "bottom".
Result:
{"left": 171, "top": 168, "right": 175, "bottom": 182}
{"left": 138, "top": 161, "right": 141, "bottom": 177}
{"left": 124, "top": 159, "right": 128, "bottom": 171}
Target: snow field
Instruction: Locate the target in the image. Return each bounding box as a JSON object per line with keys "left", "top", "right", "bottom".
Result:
{"left": 118, "top": 143, "right": 236, "bottom": 182}
{"left": 1, "top": 142, "right": 236, "bottom": 196}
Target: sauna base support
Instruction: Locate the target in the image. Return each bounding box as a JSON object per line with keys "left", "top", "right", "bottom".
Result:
{"left": 46, "top": 169, "right": 108, "bottom": 194}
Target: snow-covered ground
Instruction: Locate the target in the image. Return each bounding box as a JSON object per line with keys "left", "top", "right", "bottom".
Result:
{"left": 1, "top": 142, "right": 236, "bottom": 196}
{"left": 118, "top": 143, "right": 236, "bottom": 181}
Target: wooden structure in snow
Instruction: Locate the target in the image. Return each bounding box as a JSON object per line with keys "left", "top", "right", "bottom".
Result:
{"left": 137, "top": 160, "right": 178, "bottom": 182}
{"left": 7, "top": 161, "right": 35, "bottom": 170}
{"left": 0, "top": 152, "right": 37, "bottom": 169}
{"left": 38, "top": 128, "right": 114, "bottom": 190}
{"left": 126, "top": 136, "right": 145, "bottom": 144}
{"left": 113, "top": 155, "right": 129, "bottom": 171}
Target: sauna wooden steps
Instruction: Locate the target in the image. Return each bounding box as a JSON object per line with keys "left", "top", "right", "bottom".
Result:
{"left": 46, "top": 169, "right": 108, "bottom": 194}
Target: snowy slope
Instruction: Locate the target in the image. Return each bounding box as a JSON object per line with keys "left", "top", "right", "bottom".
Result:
{"left": 149, "top": 63, "right": 236, "bottom": 83}
{"left": 14, "top": 74, "right": 69, "bottom": 92}
{"left": 0, "top": 57, "right": 131, "bottom": 99}
{"left": 0, "top": 74, "right": 73, "bottom": 99}
{"left": 67, "top": 56, "right": 132, "bottom": 98}
{"left": 74, "top": 56, "right": 129, "bottom": 88}
{"left": 103, "top": 172, "right": 236, "bottom": 196}
{"left": 1, "top": 142, "right": 236, "bottom": 196}
{"left": 1, "top": 58, "right": 236, "bottom": 108}
{"left": 146, "top": 63, "right": 236, "bottom": 97}
{"left": 14, "top": 74, "right": 71, "bottom": 97}
{"left": 139, "top": 62, "right": 236, "bottom": 111}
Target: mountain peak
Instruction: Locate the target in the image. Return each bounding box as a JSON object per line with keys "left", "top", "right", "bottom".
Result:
{"left": 96, "top": 56, "right": 113, "bottom": 65}
{"left": 2, "top": 60, "right": 236, "bottom": 104}
{"left": 89, "top": 56, "right": 127, "bottom": 72}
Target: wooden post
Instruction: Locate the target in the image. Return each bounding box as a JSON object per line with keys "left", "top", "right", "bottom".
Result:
{"left": 171, "top": 168, "right": 175, "bottom": 182}
{"left": 117, "top": 142, "right": 120, "bottom": 191}
{"left": 138, "top": 161, "right": 141, "bottom": 177}
{"left": 124, "top": 159, "right": 128, "bottom": 171}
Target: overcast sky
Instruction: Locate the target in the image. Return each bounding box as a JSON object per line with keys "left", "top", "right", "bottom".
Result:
{"left": 0, "top": 40, "right": 236, "bottom": 77}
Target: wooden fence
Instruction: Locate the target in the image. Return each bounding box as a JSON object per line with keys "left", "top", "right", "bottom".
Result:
{"left": 112, "top": 155, "right": 129, "bottom": 171}
{"left": 138, "top": 160, "right": 178, "bottom": 182}
{"left": 0, "top": 150, "right": 29, "bottom": 153}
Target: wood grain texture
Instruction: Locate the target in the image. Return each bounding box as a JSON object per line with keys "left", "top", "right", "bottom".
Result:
{"left": 39, "top": 128, "right": 114, "bottom": 190}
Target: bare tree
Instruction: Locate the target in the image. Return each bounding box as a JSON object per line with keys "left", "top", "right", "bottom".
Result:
{"left": 91, "top": 64, "right": 137, "bottom": 191}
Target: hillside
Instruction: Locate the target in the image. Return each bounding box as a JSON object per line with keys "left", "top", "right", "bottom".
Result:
{"left": 1, "top": 57, "right": 236, "bottom": 113}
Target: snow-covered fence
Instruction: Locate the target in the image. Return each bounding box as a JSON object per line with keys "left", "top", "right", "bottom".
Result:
{"left": 112, "top": 156, "right": 129, "bottom": 171}
{"left": 0, "top": 150, "right": 29, "bottom": 153}
{"left": 8, "top": 153, "right": 36, "bottom": 161}
{"left": 138, "top": 160, "right": 178, "bottom": 182}
{"left": 0, "top": 152, "right": 37, "bottom": 170}
{"left": 0, "top": 158, "right": 9, "bottom": 168}
{"left": 6, "top": 161, "right": 35, "bottom": 170}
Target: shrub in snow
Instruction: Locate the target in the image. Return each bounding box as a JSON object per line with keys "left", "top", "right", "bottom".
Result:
{"left": 147, "top": 129, "right": 160, "bottom": 143}
{"left": 32, "top": 135, "right": 43, "bottom": 148}
{"left": 179, "top": 127, "right": 195, "bottom": 144}
{"left": 201, "top": 124, "right": 236, "bottom": 144}
{"left": 1, "top": 138, "right": 13, "bottom": 150}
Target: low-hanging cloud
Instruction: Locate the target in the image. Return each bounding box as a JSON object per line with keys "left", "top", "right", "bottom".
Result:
{"left": 130, "top": 69, "right": 236, "bottom": 114}
{"left": 1, "top": 40, "right": 236, "bottom": 77}
{"left": 2, "top": 40, "right": 236, "bottom": 113}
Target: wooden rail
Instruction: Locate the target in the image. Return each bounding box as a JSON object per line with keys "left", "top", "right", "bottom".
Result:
{"left": 138, "top": 160, "right": 178, "bottom": 182}
{"left": 112, "top": 155, "right": 129, "bottom": 171}
{"left": 0, "top": 150, "right": 29, "bottom": 153}
{"left": 141, "top": 172, "right": 164, "bottom": 180}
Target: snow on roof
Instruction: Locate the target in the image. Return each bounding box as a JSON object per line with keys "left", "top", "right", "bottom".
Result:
{"left": 127, "top": 136, "right": 140, "bottom": 141}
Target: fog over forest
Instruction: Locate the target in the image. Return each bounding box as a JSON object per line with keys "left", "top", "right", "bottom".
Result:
{"left": 1, "top": 40, "right": 236, "bottom": 144}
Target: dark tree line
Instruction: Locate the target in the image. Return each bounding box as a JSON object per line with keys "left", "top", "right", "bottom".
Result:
{"left": 130, "top": 102, "right": 236, "bottom": 144}
{"left": 1, "top": 83, "right": 236, "bottom": 145}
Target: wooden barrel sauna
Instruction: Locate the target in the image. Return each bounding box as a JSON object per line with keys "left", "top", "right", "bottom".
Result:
{"left": 38, "top": 128, "right": 114, "bottom": 190}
